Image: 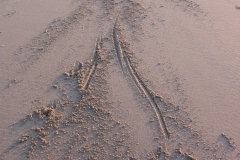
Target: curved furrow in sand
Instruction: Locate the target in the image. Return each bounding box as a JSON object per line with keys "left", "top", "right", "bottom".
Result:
{"left": 113, "top": 16, "right": 126, "bottom": 77}
{"left": 113, "top": 18, "right": 170, "bottom": 139}
{"left": 81, "top": 37, "right": 102, "bottom": 90}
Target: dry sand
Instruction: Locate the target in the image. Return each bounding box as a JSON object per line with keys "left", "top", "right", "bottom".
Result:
{"left": 0, "top": 0, "right": 240, "bottom": 159}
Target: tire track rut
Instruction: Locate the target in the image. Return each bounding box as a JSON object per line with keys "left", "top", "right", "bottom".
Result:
{"left": 113, "top": 16, "right": 126, "bottom": 77}
{"left": 81, "top": 36, "right": 103, "bottom": 90}
{"left": 113, "top": 17, "right": 170, "bottom": 139}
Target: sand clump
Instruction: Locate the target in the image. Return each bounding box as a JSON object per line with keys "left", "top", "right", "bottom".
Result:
{"left": 2, "top": 37, "right": 133, "bottom": 160}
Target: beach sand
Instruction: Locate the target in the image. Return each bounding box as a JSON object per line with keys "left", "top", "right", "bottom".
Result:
{"left": 0, "top": 0, "right": 240, "bottom": 159}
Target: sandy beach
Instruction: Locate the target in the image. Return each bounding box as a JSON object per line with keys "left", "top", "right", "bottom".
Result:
{"left": 0, "top": 0, "right": 240, "bottom": 159}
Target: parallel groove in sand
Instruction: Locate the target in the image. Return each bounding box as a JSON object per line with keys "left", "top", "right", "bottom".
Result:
{"left": 82, "top": 36, "right": 103, "bottom": 90}
{"left": 113, "top": 16, "right": 126, "bottom": 77}
{"left": 113, "top": 17, "right": 170, "bottom": 139}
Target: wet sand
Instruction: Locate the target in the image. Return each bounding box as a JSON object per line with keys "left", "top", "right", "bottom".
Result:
{"left": 0, "top": 0, "right": 240, "bottom": 159}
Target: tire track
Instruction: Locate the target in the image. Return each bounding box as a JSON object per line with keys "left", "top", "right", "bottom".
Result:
{"left": 81, "top": 36, "right": 103, "bottom": 90}
{"left": 1, "top": 36, "right": 133, "bottom": 159}
{"left": 113, "top": 16, "right": 126, "bottom": 77}
{"left": 113, "top": 17, "right": 170, "bottom": 139}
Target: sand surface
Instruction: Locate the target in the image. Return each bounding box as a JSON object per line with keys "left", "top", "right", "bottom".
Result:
{"left": 0, "top": 0, "right": 240, "bottom": 159}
